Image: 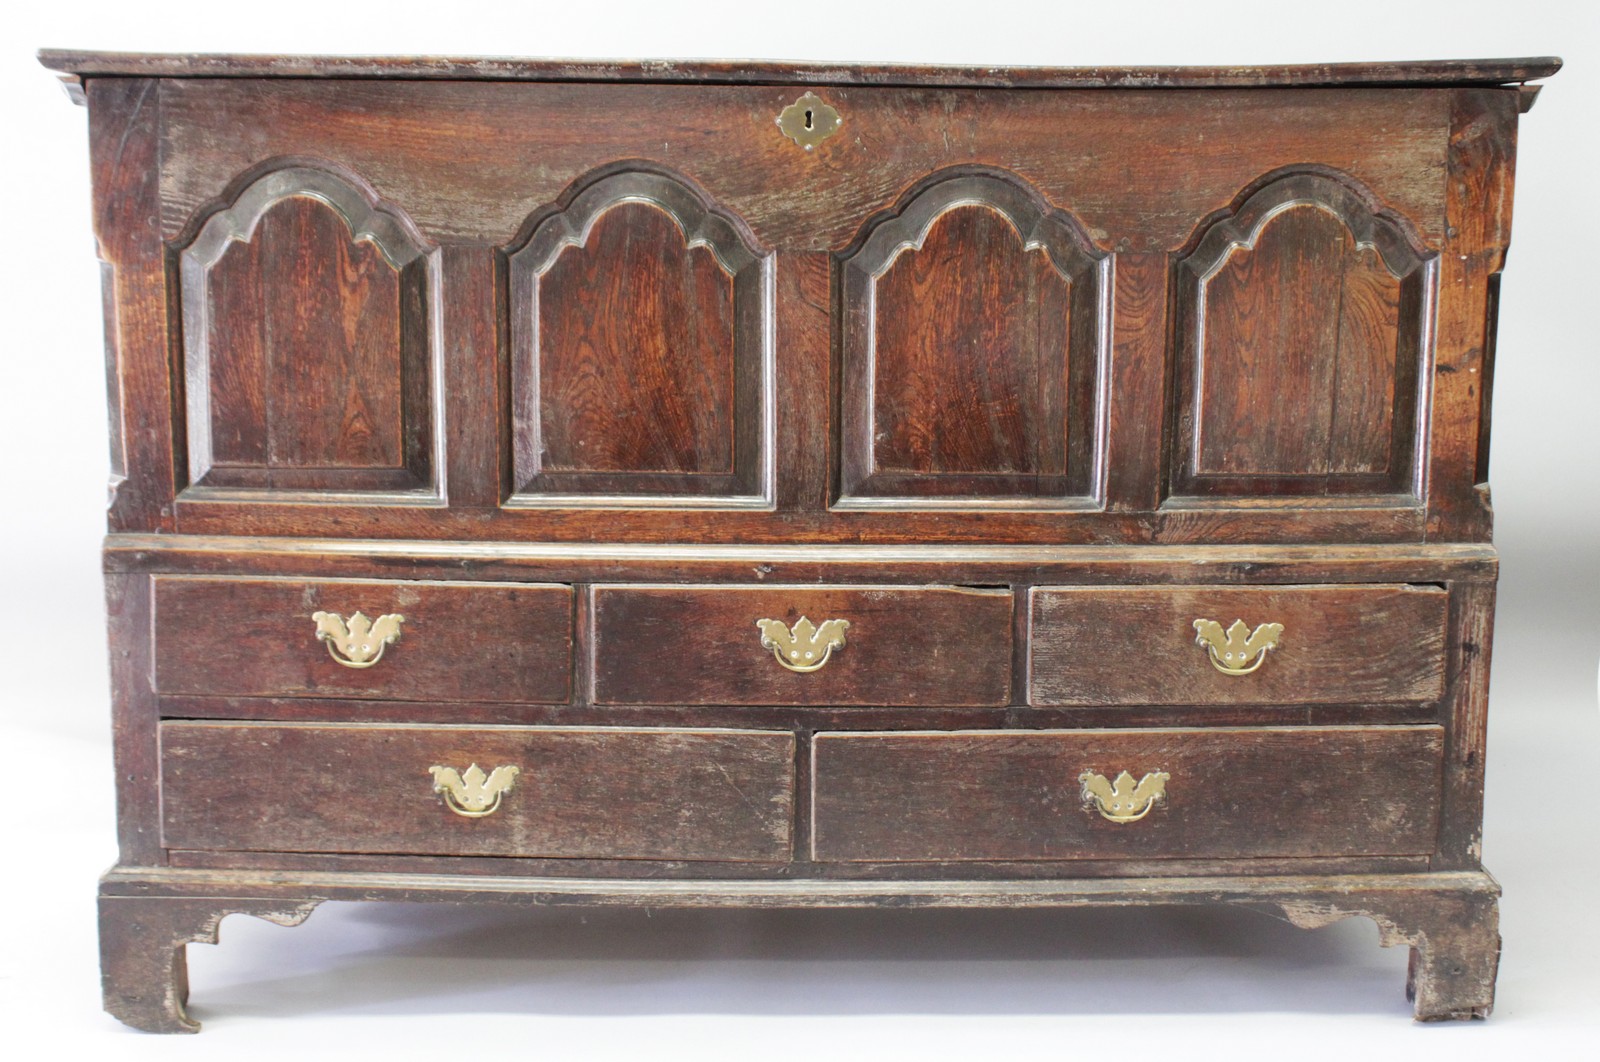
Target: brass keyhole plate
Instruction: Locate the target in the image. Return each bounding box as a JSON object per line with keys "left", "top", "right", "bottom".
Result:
{"left": 777, "top": 92, "right": 842, "bottom": 150}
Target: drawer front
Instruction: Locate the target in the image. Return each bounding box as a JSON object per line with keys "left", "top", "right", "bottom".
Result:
{"left": 153, "top": 577, "right": 573, "bottom": 703}
{"left": 1029, "top": 584, "right": 1448, "bottom": 706}
{"left": 591, "top": 585, "right": 1013, "bottom": 706}
{"left": 161, "top": 723, "right": 795, "bottom": 861}
{"left": 812, "top": 726, "right": 1442, "bottom": 862}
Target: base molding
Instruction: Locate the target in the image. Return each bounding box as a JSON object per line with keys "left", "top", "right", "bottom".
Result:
{"left": 99, "top": 866, "right": 1501, "bottom": 1030}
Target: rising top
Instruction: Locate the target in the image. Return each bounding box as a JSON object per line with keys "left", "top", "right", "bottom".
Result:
{"left": 38, "top": 49, "right": 1561, "bottom": 90}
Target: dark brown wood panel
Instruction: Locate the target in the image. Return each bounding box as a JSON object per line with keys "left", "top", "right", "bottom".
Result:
{"left": 592, "top": 585, "right": 1012, "bottom": 706}
{"left": 153, "top": 80, "right": 1452, "bottom": 253}
{"left": 1029, "top": 584, "right": 1448, "bottom": 706}
{"left": 153, "top": 577, "right": 572, "bottom": 703}
{"left": 1169, "top": 171, "right": 1433, "bottom": 500}
{"left": 837, "top": 171, "right": 1106, "bottom": 504}
{"left": 88, "top": 78, "right": 176, "bottom": 532}
{"left": 205, "top": 197, "right": 403, "bottom": 468}
{"left": 161, "top": 723, "right": 794, "bottom": 861}
{"left": 1103, "top": 253, "right": 1169, "bottom": 512}
{"left": 177, "top": 166, "right": 436, "bottom": 497}
{"left": 1427, "top": 88, "right": 1520, "bottom": 542}
{"left": 537, "top": 204, "right": 734, "bottom": 473}
{"left": 812, "top": 726, "right": 1443, "bottom": 861}
{"left": 507, "top": 168, "right": 770, "bottom": 505}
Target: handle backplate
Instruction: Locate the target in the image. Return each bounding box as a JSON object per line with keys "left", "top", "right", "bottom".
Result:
{"left": 756, "top": 616, "right": 850, "bottom": 673}
{"left": 429, "top": 763, "right": 520, "bottom": 818}
{"left": 313, "top": 610, "right": 405, "bottom": 669}
{"left": 1192, "top": 618, "right": 1284, "bottom": 676}
{"left": 1080, "top": 770, "right": 1169, "bottom": 823}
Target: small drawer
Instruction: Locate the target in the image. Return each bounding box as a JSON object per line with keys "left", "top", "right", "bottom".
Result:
{"left": 160, "top": 722, "right": 795, "bottom": 862}
{"left": 153, "top": 576, "right": 573, "bottom": 704}
{"left": 812, "top": 725, "right": 1442, "bottom": 862}
{"left": 591, "top": 584, "right": 1013, "bottom": 706}
{"left": 1029, "top": 584, "right": 1448, "bottom": 706}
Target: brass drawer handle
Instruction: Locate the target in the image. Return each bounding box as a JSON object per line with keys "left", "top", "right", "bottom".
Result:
{"left": 756, "top": 616, "right": 850, "bottom": 673}
{"left": 429, "top": 764, "right": 520, "bottom": 818}
{"left": 1080, "top": 770, "right": 1169, "bottom": 823}
{"left": 312, "top": 611, "right": 405, "bottom": 668}
{"left": 1193, "top": 618, "right": 1283, "bottom": 676}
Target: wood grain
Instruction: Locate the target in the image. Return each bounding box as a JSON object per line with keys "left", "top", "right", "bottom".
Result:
{"left": 106, "top": 573, "right": 163, "bottom": 865}
{"left": 836, "top": 175, "right": 1104, "bottom": 503}
{"left": 198, "top": 197, "right": 411, "bottom": 481}
{"left": 152, "top": 80, "right": 1452, "bottom": 252}
{"left": 176, "top": 167, "right": 438, "bottom": 498}
{"left": 105, "top": 534, "right": 1499, "bottom": 586}
{"left": 88, "top": 78, "right": 175, "bottom": 531}
{"left": 153, "top": 577, "right": 573, "bottom": 703}
{"left": 160, "top": 722, "right": 795, "bottom": 861}
{"left": 1103, "top": 253, "right": 1168, "bottom": 511}
{"left": 811, "top": 726, "right": 1443, "bottom": 861}
{"left": 592, "top": 585, "right": 1013, "bottom": 706}
{"left": 1426, "top": 88, "right": 1520, "bottom": 541}
{"left": 1196, "top": 208, "right": 1386, "bottom": 473}
{"left": 1169, "top": 171, "right": 1430, "bottom": 500}
{"left": 1029, "top": 584, "right": 1449, "bottom": 706}
{"left": 507, "top": 169, "right": 770, "bottom": 503}
{"left": 536, "top": 202, "right": 735, "bottom": 474}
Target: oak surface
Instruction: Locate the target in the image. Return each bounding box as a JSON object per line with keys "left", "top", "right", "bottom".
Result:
{"left": 592, "top": 585, "right": 1014, "bottom": 706}
{"left": 812, "top": 726, "right": 1444, "bottom": 861}
{"left": 1029, "top": 583, "right": 1450, "bottom": 706}
{"left": 153, "top": 577, "right": 574, "bottom": 703}
{"left": 161, "top": 723, "right": 796, "bottom": 860}
{"left": 45, "top": 50, "right": 1553, "bottom": 1028}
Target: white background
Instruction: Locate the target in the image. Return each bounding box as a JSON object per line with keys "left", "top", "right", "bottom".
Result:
{"left": 2, "top": 1, "right": 1596, "bottom": 1056}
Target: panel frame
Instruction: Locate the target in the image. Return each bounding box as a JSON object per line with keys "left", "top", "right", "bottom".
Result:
{"left": 175, "top": 163, "right": 445, "bottom": 505}
{"left": 503, "top": 165, "right": 775, "bottom": 510}
{"left": 834, "top": 168, "right": 1112, "bottom": 511}
{"left": 1165, "top": 168, "right": 1438, "bottom": 507}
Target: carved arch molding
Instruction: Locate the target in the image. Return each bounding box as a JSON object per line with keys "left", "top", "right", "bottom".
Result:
{"left": 177, "top": 165, "right": 440, "bottom": 501}
{"left": 836, "top": 170, "right": 1111, "bottom": 509}
{"left": 505, "top": 167, "right": 773, "bottom": 508}
{"left": 1168, "top": 170, "right": 1437, "bottom": 502}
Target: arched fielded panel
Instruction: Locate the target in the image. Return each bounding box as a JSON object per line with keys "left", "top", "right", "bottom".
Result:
{"left": 1169, "top": 171, "right": 1436, "bottom": 501}
{"left": 835, "top": 171, "right": 1109, "bottom": 508}
{"left": 506, "top": 169, "right": 772, "bottom": 508}
{"left": 179, "top": 166, "right": 437, "bottom": 499}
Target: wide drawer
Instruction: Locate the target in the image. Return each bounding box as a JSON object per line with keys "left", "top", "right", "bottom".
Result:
{"left": 591, "top": 585, "right": 1013, "bottom": 706}
{"left": 811, "top": 725, "right": 1442, "bottom": 862}
{"left": 1029, "top": 584, "right": 1449, "bottom": 706}
{"left": 153, "top": 577, "right": 573, "bottom": 703}
{"left": 160, "top": 722, "right": 795, "bottom": 861}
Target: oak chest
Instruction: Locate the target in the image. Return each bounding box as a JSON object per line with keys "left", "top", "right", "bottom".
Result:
{"left": 40, "top": 49, "right": 1559, "bottom": 1029}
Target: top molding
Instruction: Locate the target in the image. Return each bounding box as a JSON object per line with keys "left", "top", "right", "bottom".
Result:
{"left": 38, "top": 50, "right": 1561, "bottom": 91}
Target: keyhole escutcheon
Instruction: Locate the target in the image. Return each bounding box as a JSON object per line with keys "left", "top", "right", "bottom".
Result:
{"left": 777, "top": 92, "right": 842, "bottom": 150}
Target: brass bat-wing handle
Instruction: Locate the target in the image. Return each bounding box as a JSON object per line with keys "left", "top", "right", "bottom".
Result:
{"left": 1192, "top": 618, "right": 1284, "bottom": 676}
{"left": 756, "top": 616, "right": 850, "bottom": 673}
{"left": 429, "top": 764, "right": 520, "bottom": 818}
{"left": 312, "top": 611, "right": 405, "bottom": 669}
{"left": 1080, "top": 770, "right": 1169, "bottom": 823}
